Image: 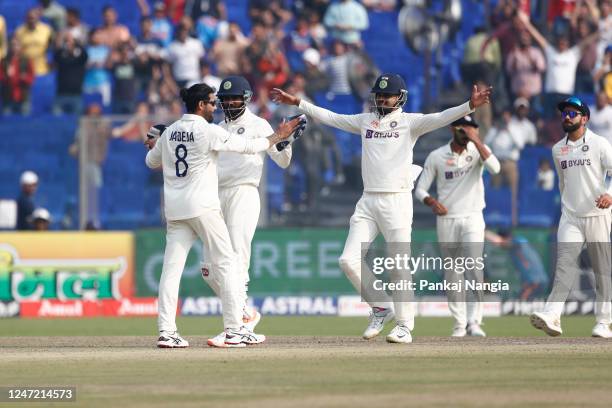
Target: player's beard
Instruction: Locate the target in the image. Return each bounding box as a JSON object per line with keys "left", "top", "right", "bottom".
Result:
{"left": 453, "top": 130, "right": 468, "bottom": 146}
{"left": 562, "top": 121, "right": 581, "bottom": 133}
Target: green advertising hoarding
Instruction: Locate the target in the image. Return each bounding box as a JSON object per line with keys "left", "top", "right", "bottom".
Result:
{"left": 136, "top": 228, "right": 553, "bottom": 299}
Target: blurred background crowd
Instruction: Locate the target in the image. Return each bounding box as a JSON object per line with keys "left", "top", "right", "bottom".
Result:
{"left": 0, "top": 0, "right": 611, "bottom": 232}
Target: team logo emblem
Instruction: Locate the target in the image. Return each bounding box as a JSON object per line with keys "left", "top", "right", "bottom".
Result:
{"left": 201, "top": 267, "right": 209, "bottom": 277}
{"left": 390, "top": 121, "right": 397, "bottom": 128}
{"left": 466, "top": 156, "right": 473, "bottom": 162}
{"left": 582, "top": 145, "right": 589, "bottom": 152}
{"left": 446, "top": 159, "right": 455, "bottom": 166}
{"left": 560, "top": 146, "right": 571, "bottom": 155}
{"left": 379, "top": 80, "right": 388, "bottom": 89}
{"left": 223, "top": 81, "right": 232, "bottom": 90}
{"left": 370, "top": 120, "right": 379, "bottom": 128}
{"left": 237, "top": 127, "right": 245, "bottom": 135}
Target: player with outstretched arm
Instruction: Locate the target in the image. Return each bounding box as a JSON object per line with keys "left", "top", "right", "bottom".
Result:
{"left": 415, "top": 115, "right": 500, "bottom": 337}
{"left": 145, "top": 83, "right": 300, "bottom": 348}
{"left": 531, "top": 96, "right": 612, "bottom": 338}
{"left": 202, "top": 76, "right": 306, "bottom": 348}
{"left": 272, "top": 74, "right": 492, "bottom": 343}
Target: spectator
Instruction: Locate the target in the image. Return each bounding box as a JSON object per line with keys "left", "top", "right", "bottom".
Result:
{"left": 30, "top": 207, "right": 51, "bottom": 231}
{"left": 1, "top": 37, "right": 35, "bottom": 115}
{"left": 243, "top": 22, "right": 271, "bottom": 83}
{"left": 167, "top": 25, "right": 204, "bottom": 87}
{"left": 322, "top": 40, "right": 352, "bottom": 96}
{"left": 257, "top": 40, "right": 290, "bottom": 92}
{"left": 573, "top": 17, "right": 598, "bottom": 93}
{"left": 484, "top": 110, "right": 519, "bottom": 225}
{"left": 16, "top": 171, "right": 38, "bottom": 231}
{"left": 69, "top": 103, "right": 112, "bottom": 229}
{"left": 284, "top": 16, "right": 317, "bottom": 73}
{"left": 38, "top": 0, "right": 66, "bottom": 32}
{"left": 188, "top": 0, "right": 227, "bottom": 21}
{"left": 109, "top": 42, "right": 138, "bottom": 114}
{"left": 195, "top": 13, "right": 227, "bottom": 50}
{"left": 62, "top": 8, "right": 89, "bottom": 46}
{"left": 508, "top": 97, "right": 538, "bottom": 147}
{"left": 537, "top": 159, "right": 555, "bottom": 191}
{"left": 53, "top": 32, "right": 87, "bottom": 115}
{"left": 150, "top": 2, "right": 174, "bottom": 48}
{"left": 307, "top": 9, "right": 328, "bottom": 49}
{"left": 589, "top": 89, "right": 612, "bottom": 144}
{"left": 134, "top": 16, "right": 165, "bottom": 96}
{"left": 93, "top": 6, "right": 130, "bottom": 49}
{"left": 164, "top": 0, "right": 186, "bottom": 25}
{"left": 518, "top": 11, "right": 599, "bottom": 117}
{"left": 0, "top": 14, "right": 7, "bottom": 61}
{"left": 14, "top": 8, "right": 53, "bottom": 76}
{"left": 83, "top": 29, "right": 112, "bottom": 107}
{"left": 505, "top": 29, "right": 546, "bottom": 101}
{"left": 461, "top": 26, "right": 502, "bottom": 92}
{"left": 593, "top": 44, "right": 612, "bottom": 93}
{"left": 596, "top": 0, "right": 612, "bottom": 58}
{"left": 111, "top": 101, "right": 152, "bottom": 141}
{"left": 197, "top": 61, "right": 221, "bottom": 90}
{"left": 211, "top": 21, "right": 249, "bottom": 77}
{"left": 302, "top": 48, "right": 329, "bottom": 100}
{"left": 249, "top": 0, "right": 292, "bottom": 29}
{"left": 323, "top": 0, "right": 369, "bottom": 47}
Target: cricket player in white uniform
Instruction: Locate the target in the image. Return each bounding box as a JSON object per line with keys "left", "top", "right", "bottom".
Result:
{"left": 415, "top": 115, "right": 500, "bottom": 337}
{"left": 272, "top": 74, "right": 492, "bottom": 343}
{"left": 145, "top": 83, "right": 300, "bottom": 348}
{"left": 201, "top": 76, "right": 302, "bottom": 347}
{"left": 531, "top": 96, "right": 612, "bottom": 338}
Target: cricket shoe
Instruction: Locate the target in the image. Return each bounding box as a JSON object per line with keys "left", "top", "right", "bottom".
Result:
{"left": 207, "top": 332, "right": 228, "bottom": 348}
{"left": 451, "top": 324, "right": 467, "bottom": 337}
{"left": 530, "top": 312, "right": 562, "bottom": 337}
{"left": 242, "top": 306, "right": 261, "bottom": 332}
{"left": 386, "top": 325, "right": 412, "bottom": 344}
{"left": 363, "top": 307, "right": 394, "bottom": 339}
{"left": 467, "top": 323, "right": 486, "bottom": 337}
{"left": 591, "top": 323, "right": 612, "bottom": 338}
{"left": 157, "top": 331, "right": 189, "bottom": 348}
{"left": 223, "top": 327, "right": 266, "bottom": 348}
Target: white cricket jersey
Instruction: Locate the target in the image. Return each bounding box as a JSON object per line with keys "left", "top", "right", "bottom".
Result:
{"left": 298, "top": 100, "right": 474, "bottom": 192}
{"left": 415, "top": 141, "right": 500, "bottom": 217}
{"left": 552, "top": 128, "right": 612, "bottom": 217}
{"left": 145, "top": 114, "right": 270, "bottom": 221}
{"left": 217, "top": 108, "right": 292, "bottom": 188}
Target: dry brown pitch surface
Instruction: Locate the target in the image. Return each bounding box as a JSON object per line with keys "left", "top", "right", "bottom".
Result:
{"left": 2, "top": 336, "right": 612, "bottom": 407}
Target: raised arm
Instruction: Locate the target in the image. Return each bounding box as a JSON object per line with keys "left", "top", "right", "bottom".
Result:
{"left": 211, "top": 119, "right": 300, "bottom": 154}
{"left": 411, "top": 85, "right": 491, "bottom": 137}
{"left": 271, "top": 88, "right": 362, "bottom": 134}
{"left": 463, "top": 126, "right": 501, "bottom": 174}
{"left": 517, "top": 11, "right": 549, "bottom": 50}
{"left": 263, "top": 121, "right": 292, "bottom": 168}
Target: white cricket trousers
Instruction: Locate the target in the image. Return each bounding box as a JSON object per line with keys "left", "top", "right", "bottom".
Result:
{"left": 202, "top": 184, "right": 260, "bottom": 311}
{"left": 338, "top": 192, "right": 416, "bottom": 329}
{"left": 436, "top": 213, "right": 485, "bottom": 327}
{"left": 544, "top": 211, "right": 612, "bottom": 324}
{"left": 158, "top": 209, "right": 243, "bottom": 332}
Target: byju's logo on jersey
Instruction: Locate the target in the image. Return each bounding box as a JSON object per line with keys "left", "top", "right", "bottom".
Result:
{"left": 561, "top": 159, "right": 591, "bottom": 169}
{"left": 365, "top": 129, "right": 399, "bottom": 139}
{"left": 445, "top": 171, "right": 454, "bottom": 179}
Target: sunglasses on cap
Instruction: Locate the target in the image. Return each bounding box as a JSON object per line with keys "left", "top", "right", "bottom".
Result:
{"left": 561, "top": 110, "right": 581, "bottom": 119}
{"left": 565, "top": 96, "right": 584, "bottom": 107}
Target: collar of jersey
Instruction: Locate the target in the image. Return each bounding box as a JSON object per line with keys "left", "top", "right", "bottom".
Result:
{"left": 182, "top": 113, "right": 206, "bottom": 122}
{"left": 447, "top": 140, "right": 474, "bottom": 156}
{"left": 565, "top": 128, "right": 589, "bottom": 145}
{"left": 226, "top": 107, "right": 252, "bottom": 126}
{"left": 377, "top": 107, "right": 402, "bottom": 122}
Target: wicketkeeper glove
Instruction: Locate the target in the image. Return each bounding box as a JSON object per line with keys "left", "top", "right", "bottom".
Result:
{"left": 276, "top": 114, "right": 307, "bottom": 151}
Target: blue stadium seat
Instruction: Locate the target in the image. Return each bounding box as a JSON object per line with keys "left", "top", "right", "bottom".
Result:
{"left": 484, "top": 187, "right": 512, "bottom": 227}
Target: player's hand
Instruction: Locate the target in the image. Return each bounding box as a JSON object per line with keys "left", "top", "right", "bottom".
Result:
{"left": 424, "top": 197, "right": 448, "bottom": 216}
{"left": 462, "top": 125, "right": 480, "bottom": 143}
{"left": 144, "top": 138, "right": 157, "bottom": 150}
{"left": 469, "top": 85, "right": 492, "bottom": 109}
{"left": 276, "top": 117, "right": 302, "bottom": 140}
{"left": 596, "top": 194, "right": 612, "bottom": 209}
{"left": 271, "top": 88, "right": 300, "bottom": 106}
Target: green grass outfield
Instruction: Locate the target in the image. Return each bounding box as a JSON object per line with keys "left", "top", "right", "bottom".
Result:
{"left": 0, "top": 315, "right": 602, "bottom": 337}
{"left": 2, "top": 316, "right": 612, "bottom": 408}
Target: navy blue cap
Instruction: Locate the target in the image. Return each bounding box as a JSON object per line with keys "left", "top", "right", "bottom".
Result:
{"left": 451, "top": 115, "right": 479, "bottom": 128}
{"left": 371, "top": 73, "right": 407, "bottom": 95}
{"left": 557, "top": 96, "right": 590, "bottom": 118}
{"left": 217, "top": 76, "right": 253, "bottom": 97}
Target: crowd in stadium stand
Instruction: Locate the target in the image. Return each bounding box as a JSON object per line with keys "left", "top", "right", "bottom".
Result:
{"left": 1, "top": 0, "right": 611, "bottom": 230}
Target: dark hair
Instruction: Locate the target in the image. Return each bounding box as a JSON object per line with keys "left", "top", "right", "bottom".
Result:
{"left": 180, "top": 83, "right": 215, "bottom": 113}
{"left": 66, "top": 7, "right": 80, "bottom": 18}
